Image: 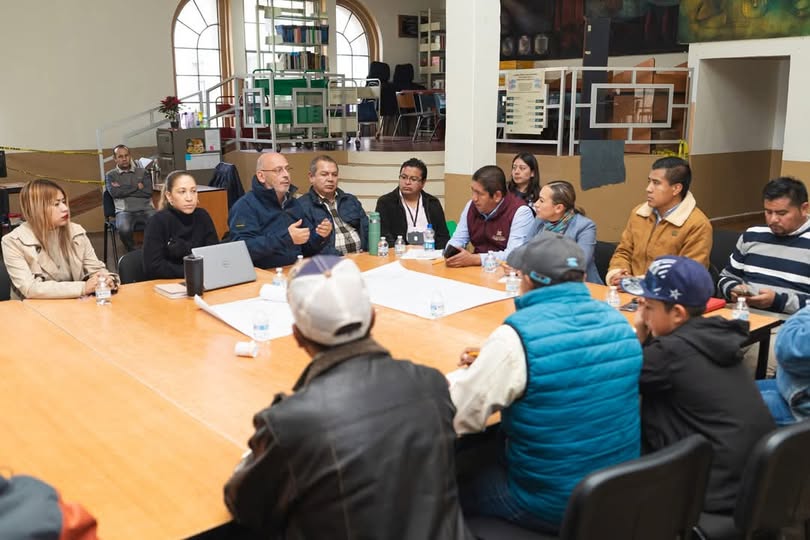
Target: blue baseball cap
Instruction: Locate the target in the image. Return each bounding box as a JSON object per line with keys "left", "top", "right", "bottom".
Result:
{"left": 621, "top": 256, "right": 714, "bottom": 307}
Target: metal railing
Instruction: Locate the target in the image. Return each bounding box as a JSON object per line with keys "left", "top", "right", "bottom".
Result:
{"left": 497, "top": 65, "right": 692, "bottom": 156}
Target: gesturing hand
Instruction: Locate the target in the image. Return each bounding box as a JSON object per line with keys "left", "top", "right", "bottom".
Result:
{"left": 315, "top": 218, "right": 333, "bottom": 238}
{"left": 288, "top": 219, "right": 311, "bottom": 245}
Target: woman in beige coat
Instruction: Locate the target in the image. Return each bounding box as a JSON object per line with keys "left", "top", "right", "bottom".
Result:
{"left": 1, "top": 179, "right": 116, "bottom": 300}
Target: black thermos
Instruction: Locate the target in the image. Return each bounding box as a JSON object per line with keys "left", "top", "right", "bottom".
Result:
{"left": 183, "top": 255, "right": 204, "bottom": 297}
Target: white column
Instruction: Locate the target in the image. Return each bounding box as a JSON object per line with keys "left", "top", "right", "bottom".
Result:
{"left": 444, "top": 0, "right": 500, "bottom": 175}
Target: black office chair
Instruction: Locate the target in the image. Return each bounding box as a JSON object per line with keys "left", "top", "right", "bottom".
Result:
{"left": 467, "top": 434, "right": 714, "bottom": 540}
{"left": 693, "top": 421, "right": 810, "bottom": 540}
{"left": 102, "top": 190, "right": 119, "bottom": 271}
{"left": 593, "top": 241, "right": 617, "bottom": 284}
{"left": 0, "top": 257, "right": 11, "bottom": 301}
{"left": 709, "top": 229, "right": 742, "bottom": 295}
{"left": 117, "top": 249, "right": 145, "bottom": 285}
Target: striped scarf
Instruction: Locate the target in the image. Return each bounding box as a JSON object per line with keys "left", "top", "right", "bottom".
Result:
{"left": 544, "top": 210, "right": 575, "bottom": 234}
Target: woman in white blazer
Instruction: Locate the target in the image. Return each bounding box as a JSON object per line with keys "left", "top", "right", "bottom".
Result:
{"left": 2, "top": 179, "right": 116, "bottom": 300}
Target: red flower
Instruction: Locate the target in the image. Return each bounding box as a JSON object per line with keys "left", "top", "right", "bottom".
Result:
{"left": 159, "top": 96, "right": 183, "bottom": 119}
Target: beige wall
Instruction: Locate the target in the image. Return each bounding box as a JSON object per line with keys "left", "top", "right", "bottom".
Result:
{"left": 441, "top": 152, "right": 772, "bottom": 243}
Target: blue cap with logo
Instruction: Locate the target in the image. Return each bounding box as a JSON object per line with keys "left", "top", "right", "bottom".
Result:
{"left": 621, "top": 255, "right": 714, "bottom": 307}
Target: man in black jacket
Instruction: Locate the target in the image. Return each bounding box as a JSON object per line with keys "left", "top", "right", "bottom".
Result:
{"left": 375, "top": 157, "right": 450, "bottom": 248}
{"left": 224, "top": 255, "right": 473, "bottom": 540}
{"left": 624, "top": 255, "right": 775, "bottom": 512}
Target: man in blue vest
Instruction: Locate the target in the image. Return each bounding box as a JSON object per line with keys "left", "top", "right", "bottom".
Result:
{"left": 450, "top": 233, "right": 643, "bottom": 533}
{"left": 445, "top": 165, "right": 534, "bottom": 267}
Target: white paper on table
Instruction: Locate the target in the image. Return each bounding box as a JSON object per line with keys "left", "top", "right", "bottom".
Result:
{"left": 259, "top": 284, "right": 287, "bottom": 302}
{"left": 194, "top": 294, "right": 294, "bottom": 339}
{"left": 361, "top": 262, "right": 509, "bottom": 319}
{"left": 400, "top": 249, "right": 445, "bottom": 260}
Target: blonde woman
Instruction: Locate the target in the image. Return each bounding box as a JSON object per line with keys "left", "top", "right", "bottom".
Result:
{"left": 2, "top": 179, "right": 115, "bottom": 299}
{"left": 142, "top": 171, "right": 218, "bottom": 279}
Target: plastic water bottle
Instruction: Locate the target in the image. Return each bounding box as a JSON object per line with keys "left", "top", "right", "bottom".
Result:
{"left": 483, "top": 251, "right": 497, "bottom": 273}
{"left": 95, "top": 274, "right": 111, "bottom": 305}
{"left": 606, "top": 286, "right": 621, "bottom": 309}
{"left": 378, "top": 236, "right": 389, "bottom": 257}
{"left": 506, "top": 271, "right": 520, "bottom": 296}
{"left": 297, "top": 254, "right": 304, "bottom": 263}
{"left": 272, "top": 267, "right": 286, "bottom": 288}
{"left": 423, "top": 224, "right": 435, "bottom": 251}
{"left": 430, "top": 290, "right": 445, "bottom": 318}
{"left": 252, "top": 308, "right": 271, "bottom": 342}
{"left": 394, "top": 235, "right": 406, "bottom": 257}
{"left": 732, "top": 297, "right": 749, "bottom": 321}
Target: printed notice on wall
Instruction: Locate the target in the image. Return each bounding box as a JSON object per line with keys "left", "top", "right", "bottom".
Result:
{"left": 505, "top": 69, "right": 547, "bottom": 135}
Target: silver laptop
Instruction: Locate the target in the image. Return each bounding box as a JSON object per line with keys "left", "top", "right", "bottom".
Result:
{"left": 191, "top": 240, "right": 257, "bottom": 291}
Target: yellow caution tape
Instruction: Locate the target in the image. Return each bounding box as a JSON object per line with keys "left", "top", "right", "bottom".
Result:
{"left": 0, "top": 145, "right": 102, "bottom": 156}
{"left": 7, "top": 167, "right": 104, "bottom": 185}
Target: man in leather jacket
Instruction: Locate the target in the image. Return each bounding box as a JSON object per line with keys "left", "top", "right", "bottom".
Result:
{"left": 224, "top": 255, "right": 473, "bottom": 540}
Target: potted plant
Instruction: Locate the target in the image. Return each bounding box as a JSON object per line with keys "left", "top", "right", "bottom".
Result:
{"left": 159, "top": 95, "right": 183, "bottom": 128}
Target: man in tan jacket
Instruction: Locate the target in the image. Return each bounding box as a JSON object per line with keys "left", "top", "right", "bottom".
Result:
{"left": 607, "top": 157, "right": 712, "bottom": 286}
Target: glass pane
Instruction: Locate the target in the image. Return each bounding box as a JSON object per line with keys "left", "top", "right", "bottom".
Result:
{"left": 197, "top": 49, "right": 221, "bottom": 76}
{"left": 195, "top": 0, "right": 219, "bottom": 27}
{"left": 336, "top": 56, "right": 352, "bottom": 79}
{"left": 353, "top": 56, "right": 369, "bottom": 80}
{"left": 350, "top": 33, "right": 368, "bottom": 56}
{"left": 198, "top": 25, "right": 220, "bottom": 49}
{"left": 344, "top": 16, "right": 363, "bottom": 42}
{"left": 246, "top": 53, "right": 259, "bottom": 73}
{"left": 176, "top": 75, "right": 201, "bottom": 99}
{"left": 336, "top": 32, "right": 351, "bottom": 56}
{"left": 178, "top": 1, "right": 206, "bottom": 34}
{"left": 336, "top": 5, "right": 350, "bottom": 34}
{"left": 175, "top": 48, "right": 200, "bottom": 76}
{"left": 244, "top": 0, "right": 257, "bottom": 22}
{"left": 174, "top": 22, "right": 199, "bottom": 48}
{"left": 244, "top": 22, "right": 258, "bottom": 50}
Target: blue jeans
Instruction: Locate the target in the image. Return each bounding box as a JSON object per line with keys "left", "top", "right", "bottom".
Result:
{"left": 756, "top": 379, "right": 796, "bottom": 426}
{"left": 455, "top": 427, "right": 557, "bottom": 534}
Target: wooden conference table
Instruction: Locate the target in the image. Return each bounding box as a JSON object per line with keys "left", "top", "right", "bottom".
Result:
{"left": 3, "top": 254, "right": 782, "bottom": 538}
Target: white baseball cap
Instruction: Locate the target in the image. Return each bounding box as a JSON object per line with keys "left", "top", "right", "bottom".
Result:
{"left": 286, "top": 255, "right": 372, "bottom": 346}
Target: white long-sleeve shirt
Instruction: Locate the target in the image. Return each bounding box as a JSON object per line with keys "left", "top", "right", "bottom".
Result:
{"left": 448, "top": 324, "right": 528, "bottom": 435}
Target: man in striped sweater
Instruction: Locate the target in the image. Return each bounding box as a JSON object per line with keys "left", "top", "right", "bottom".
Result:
{"left": 718, "top": 176, "right": 810, "bottom": 315}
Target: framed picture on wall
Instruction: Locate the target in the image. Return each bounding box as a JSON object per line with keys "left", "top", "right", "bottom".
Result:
{"left": 398, "top": 15, "right": 419, "bottom": 38}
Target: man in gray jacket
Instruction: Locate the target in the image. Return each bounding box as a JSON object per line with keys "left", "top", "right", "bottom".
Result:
{"left": 105, "top": 144, "right": 155, "bottom": 251}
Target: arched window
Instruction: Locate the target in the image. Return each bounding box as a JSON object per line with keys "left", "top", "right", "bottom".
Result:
{"left": 173, "top": 0, "right": 223, "bottom": 114}
{"left": 336, "top": 0, "right": 379, "bottom": 80}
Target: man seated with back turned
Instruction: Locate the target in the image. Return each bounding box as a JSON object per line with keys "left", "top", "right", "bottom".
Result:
{"left": 224, "top": 255, "right": 473, "bottom": 540}
{"left": 375, "top": 157, "right": 450, "bottom": 249}
{"left": 718, "top": 176, "right": 810, "bottom": 315}
{"left": 607, "top": 157, "right": 712, "bottom": 286}
{"left": 105, "top": 144, "right": 156, "bottom": 252}
{"left": 228, "top": 152, "right": 332, "bottom": 268}
{"left": 444, "top": 165, "right": 534, "bottom": 267}
{"left": 625, "top": 255, "right": 774, "bottom": 513}
{"left": 297, "top": 155, "right": 368, "bottom": 256}
{"left": 450, "top": 233, "right": 642, "bottom": 533}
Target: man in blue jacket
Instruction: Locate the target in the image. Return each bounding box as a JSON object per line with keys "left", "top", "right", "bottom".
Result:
{"left": 228, "top": 152, "right": 332, "bottom": 268}
{"left": 450, "top": 233, "right": 642, "bottom": 533}
{"left": 298, "top": 155, "right": 369, "bottom": 255}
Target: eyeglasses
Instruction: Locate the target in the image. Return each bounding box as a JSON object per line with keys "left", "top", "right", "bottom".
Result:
{"left": 260, "top": 166, "right": 294, "bottom": 174}
{"left": 399, "top": 174, "right": 423, "bottom": 183}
